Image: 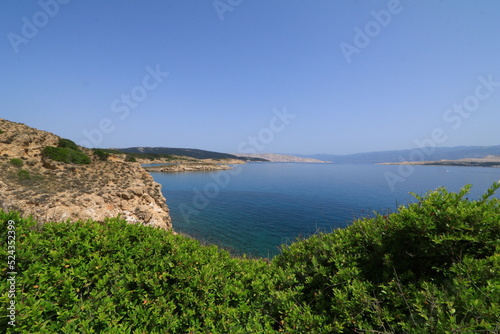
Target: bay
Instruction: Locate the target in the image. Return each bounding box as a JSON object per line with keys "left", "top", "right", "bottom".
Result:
{"left": 149, "top": 163, "right": 500, "bottom": 258}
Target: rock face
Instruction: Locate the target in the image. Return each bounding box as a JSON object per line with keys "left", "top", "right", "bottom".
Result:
{"left": 0, "top": 119, "right": 172, "bottom": 229}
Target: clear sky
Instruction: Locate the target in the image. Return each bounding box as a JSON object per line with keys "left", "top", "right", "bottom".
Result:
{"left": 1, "top": 0, "right": 499, "bottom": 155}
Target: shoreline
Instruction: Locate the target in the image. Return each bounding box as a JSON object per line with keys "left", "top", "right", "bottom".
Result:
{"left": 143, "top": 163, "right": 233, "bottom": 173}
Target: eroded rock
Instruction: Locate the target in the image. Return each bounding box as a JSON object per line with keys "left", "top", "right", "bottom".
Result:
{"left": 0, "top": 118, "right": 172, "bottom": 230}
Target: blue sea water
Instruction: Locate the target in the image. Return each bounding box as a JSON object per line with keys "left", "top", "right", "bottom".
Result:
{"left": 149, "top": 163, "right": 500, "bottom": 258}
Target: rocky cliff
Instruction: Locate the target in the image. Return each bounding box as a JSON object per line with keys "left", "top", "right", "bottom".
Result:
{"left": 0, "top": 119, "right": 172, "bottom": 229}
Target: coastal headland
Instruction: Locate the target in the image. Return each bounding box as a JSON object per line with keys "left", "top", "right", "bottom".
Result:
{"left": 0, "top": 118, "right": 172, "bottom": 229}
{"left": 380, "top": 155, "right": 500, "bottom": 168}
{"left": 143, "top": 162, "right": 234, "bottom": 173}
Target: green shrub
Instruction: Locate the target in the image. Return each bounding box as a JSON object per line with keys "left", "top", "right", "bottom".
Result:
{"left": 93, "top": 149, "right": 110, "bottom": 161}
{"left": 0, "top": 129, "right": 4, "bottom": 134}
{"left": 42, "top": 146, "right": 91, "bottom": 165}
{"left": 42, "top": 138, "right": 90, "bottom": 164}
{"left": 0, "top": 214, "right": 276, "bottom": 333}
{"left": 57, "top": 138, "right": 80, "bottom": 151}
{"left": 97, "top": 149, "right": 123, "bottom": 155}
{"left": 10, "top": 158, "right": 23, "bottom": 167}
{"left": 17, "top": 169, "right": 31, "bottom": 180}
{"left": 0, "top": 183, "right": 498, "bottom": 333}
{"left": 125, "top": 155, "right": 137, "bottom": 162}
{"left": 272, "top": 182, "right": 500, "bottom": 332}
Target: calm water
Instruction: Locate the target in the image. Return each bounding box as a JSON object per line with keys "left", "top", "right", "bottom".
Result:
{"left": 150, "top": 163, "right": 500, "bottom": 258}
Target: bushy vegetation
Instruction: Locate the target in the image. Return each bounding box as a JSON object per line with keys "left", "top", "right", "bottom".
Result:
{"left": 273, "top": 183, "right": 500, "bottom": 332}
{"left": 92, "top": 149, "right": 110, "bottom": 161}
{"left": 42, "top": 146, "right": 91, "bottom": 165}
{"left": 95, "top": 149, "right": 124, "bottom": 155}
{"left": 41, "top": 138, "right": 91, "bottom": 164}
{"left": 57, "top": 138, "right": 80, "bottom": 151}
{"left": 1, "top": 184, "right": 499, "bottom": 333}
{"left": 16, "top": 169, "right": 31, "bottom": 181}
{"left": 90, "top": 149, "right": 177, "bottom": 162}
{"left": 125, "top": 155, "right": 137, "bottom": 162}
{"left": 0, "top": 129, "right": 4, "bottom": 134}
{"left": 9, "top": 158, "right": 23, "bottom": 167}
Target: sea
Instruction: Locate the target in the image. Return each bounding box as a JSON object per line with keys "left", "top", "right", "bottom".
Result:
{"left": 148, "top": 163, "right": 500, "bottom": 258}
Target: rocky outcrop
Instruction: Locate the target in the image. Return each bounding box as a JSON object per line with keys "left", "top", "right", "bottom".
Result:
{"left": 0, "top": 119, "right": 172, "bottom": 229}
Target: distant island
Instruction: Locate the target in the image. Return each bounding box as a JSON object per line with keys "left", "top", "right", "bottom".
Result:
{"left": 380, "top": 155, "right": 500, "bottom": 168}
{"left": 297, "top": 145, "right": 500, "bottom": 164}
{"left": 232, "top": 153, "right": 332, "bottom": 163}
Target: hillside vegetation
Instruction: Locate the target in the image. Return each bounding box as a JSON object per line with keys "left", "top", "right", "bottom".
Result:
{"left": 1, "top": 184, "right": 499, "bottom": 333}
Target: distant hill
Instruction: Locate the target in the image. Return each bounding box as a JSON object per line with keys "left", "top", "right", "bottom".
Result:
{"left": 298, "top": 145, "right": 500, "bottom": 164}
{"left": 233, "top": 153, "right": 331, "bottom": 163}
{"left": 114, "top": 147, "right": 268, "bottom": 162}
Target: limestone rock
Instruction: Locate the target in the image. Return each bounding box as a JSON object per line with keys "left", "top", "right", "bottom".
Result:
{"left": 0, "top": 118, "right": 172, "bottom": 230}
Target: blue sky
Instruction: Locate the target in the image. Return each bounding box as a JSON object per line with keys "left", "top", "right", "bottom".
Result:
{"left": 1, "top": 0, "right": 499, "bottom": 155}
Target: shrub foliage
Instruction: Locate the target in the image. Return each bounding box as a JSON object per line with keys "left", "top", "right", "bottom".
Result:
{"left": 16, "top": 169, "right": 31, "bottom": 181}
{"left": 9, "top": 158, "right": 23, "bottom": 167}
{"left": 42, "top": 146, "right": 91, "bottom": 165}
{"left": 125, "top": 155, "right": 137, "bottom": 162}
{"left": 42, "top": 138, "right": 90, "bottom": 165}
{"left": 57, "top": 138, "right": 80, "bottom": 151}
{"left": 1, "top": 184, "right": 498, "bottom": 333}
{"left": 92, "top": 149, "right": 110, "bottom": 161}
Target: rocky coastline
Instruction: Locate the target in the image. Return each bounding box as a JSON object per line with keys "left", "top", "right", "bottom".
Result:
{"left": 0, "top": 119, "right": 172, "bottom": 229}
{"left": 143, "top": 163, "right": 233, "bottom": 173}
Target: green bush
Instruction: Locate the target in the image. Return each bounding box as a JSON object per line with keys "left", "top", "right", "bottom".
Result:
{"left": 57, "top": 138, "right": 80, "bottom": 151}
{"left": 42, "top": 146, "right": 91, "bottom": 165}
{"left": 93, "top": 149, "right": 110, "bottom": 161}
{"left": 10, "top": 158, "right": 23, "bottom": 167}
{"left": 42, "top": 137, "right": 90, "bottom": 164}
{"left": 17, "top": 169, "right": 31, "bottom": 180}
{"left": 0, "top": 213, "right": 276, "bottom": 333}
{"left": 125, "top": 155, "right": 137, "bottom": 162}
{"left": 272, "top": 183, "right": 500, "bottom": 332}
{"left": 96, "top": 149, "right": 123, "bottom": 155}
{"left": 0, "top": 184, "right": 498, "bottom": 333}
{"left": 0, "top": 129, "right": 4, "bottom": 134}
